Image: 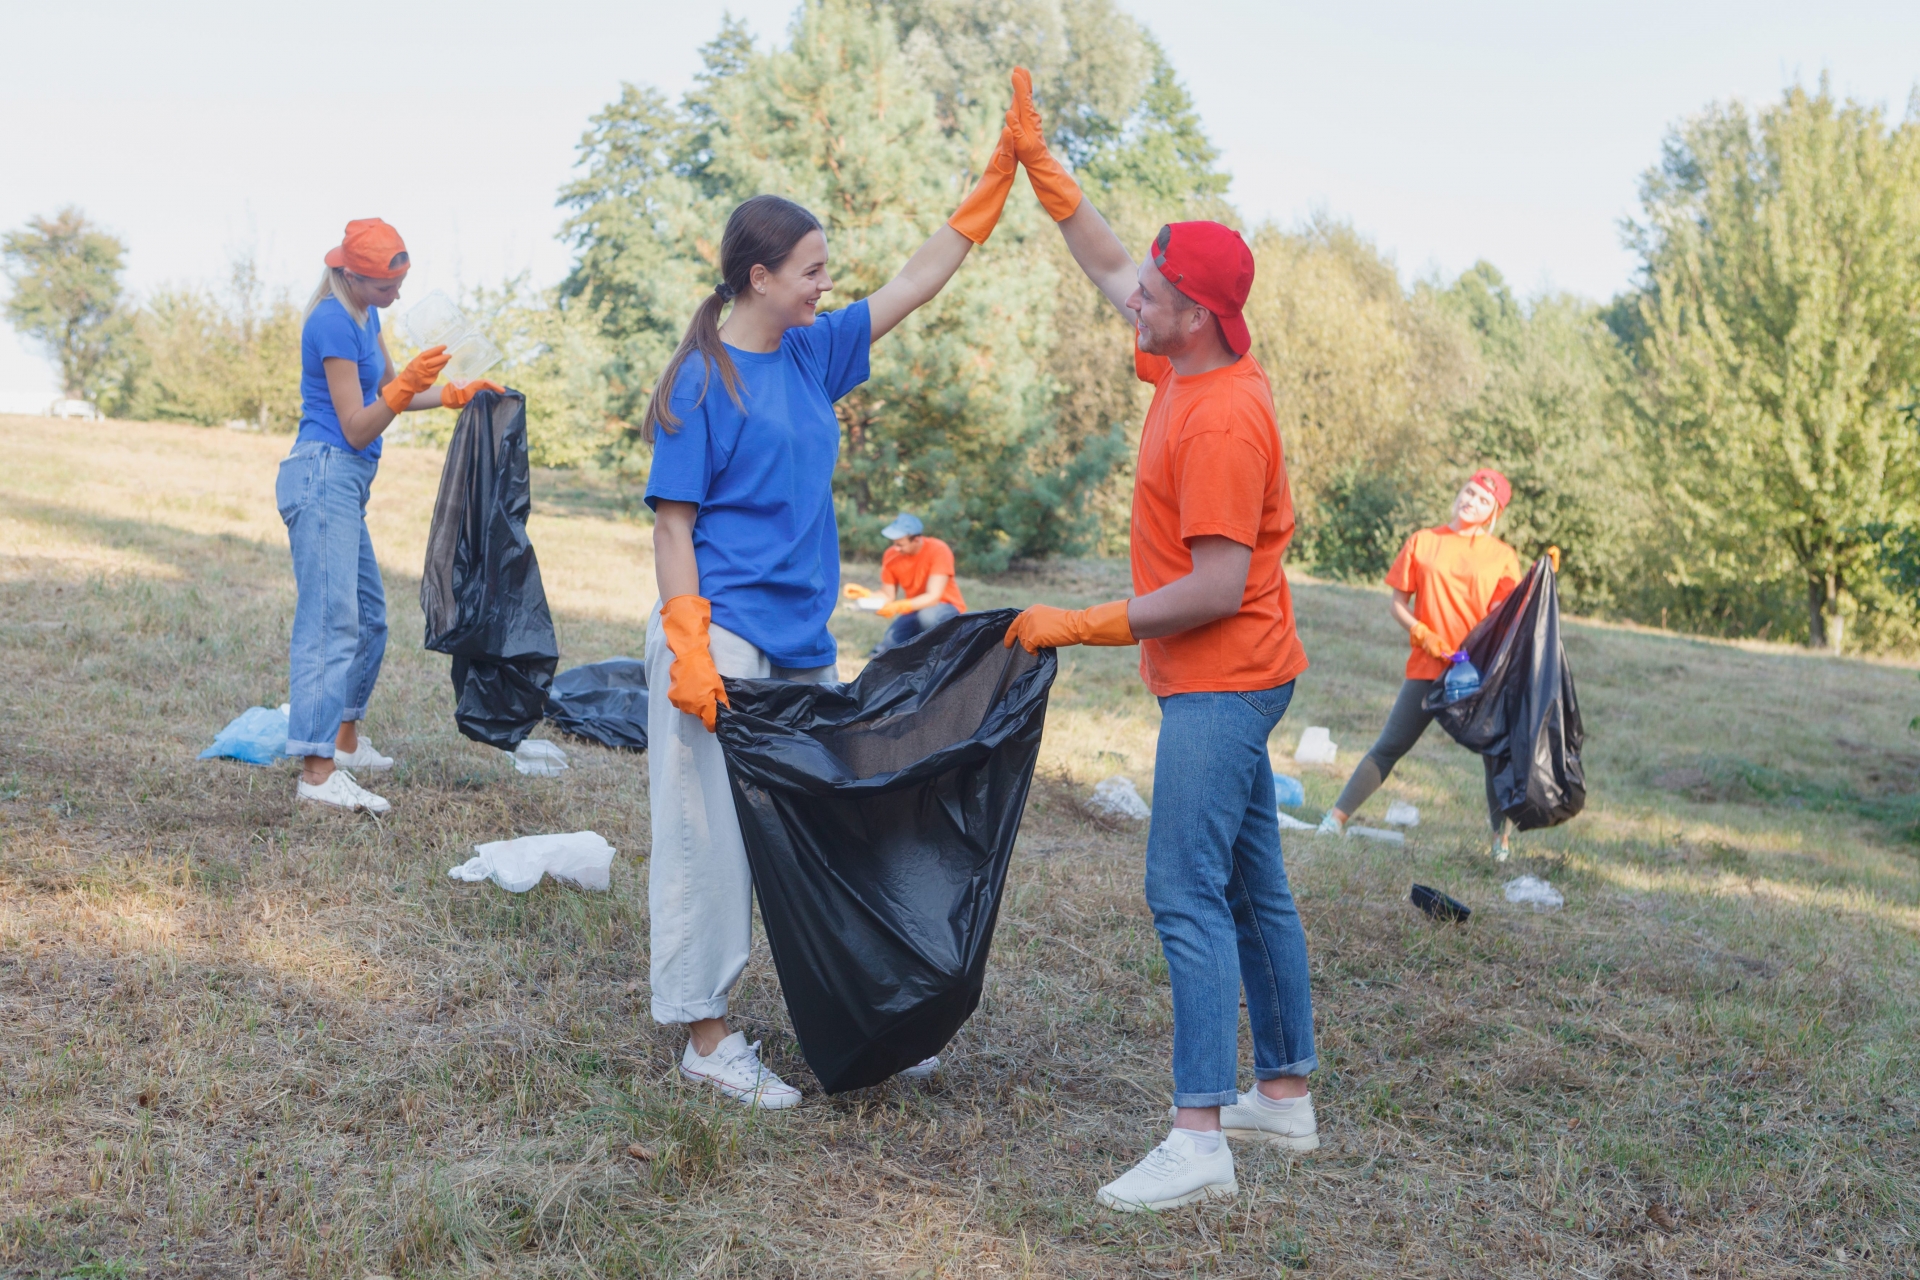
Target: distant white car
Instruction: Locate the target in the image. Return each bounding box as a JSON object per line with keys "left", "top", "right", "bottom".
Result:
{"left": 49, "top": 399, "right": 101, "bottom": 420}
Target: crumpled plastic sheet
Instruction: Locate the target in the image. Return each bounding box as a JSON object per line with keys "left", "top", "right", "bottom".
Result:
{"left": 1503, "top": 874, "right": 1564, "bottom": 910}
{"left": 198, "top": 705, "right": 289, "bottom": 766}
{"left": 1089, "top": 774, "right": 1151, "bottom": 820}
{"left": 1273, "top": 773, "right": 1306, "bottom": 808}
{"left": 1293, "top": 726, "right": 1337, "bottom": 765}
{"left": 448, "top": 831, "right": 614, "bottom": 893}
{"left": 510, "top": 738, "right": 568, "bottom": 776}
{"left": 1384, "top": 800, "right": 1420, "bottom": 827}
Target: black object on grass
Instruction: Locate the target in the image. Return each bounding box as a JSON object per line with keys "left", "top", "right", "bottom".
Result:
{"left": 546, "top": 657, "right": 648, "bottom": 751}
{"left": 1411, "top": 884, "right": 1471, "bottom": 923}
{"left": 717, "top": 609, "right": 1055, "bottom": 1094}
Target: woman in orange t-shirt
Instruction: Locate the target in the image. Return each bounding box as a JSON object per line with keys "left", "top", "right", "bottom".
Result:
{"left": 1321, "top": 469, "right": 1523, "bottom": 858}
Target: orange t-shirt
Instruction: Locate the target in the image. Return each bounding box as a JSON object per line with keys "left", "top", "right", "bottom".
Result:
{"left": 1385, "top": 526, "right": 1522, "bottom": 679}
{"left": 881, "top": 536, "right": 966, "bottom": 612}
{"left": 1130, "top": 348, "right": 1309, "bottom": 696}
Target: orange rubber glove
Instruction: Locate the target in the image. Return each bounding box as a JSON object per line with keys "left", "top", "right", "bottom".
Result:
{"left": 844, "top": 583, "right": 876, "bottom": 601}
{"left": 948, "top": 125, "right": 1019, "bottom": 245}
{"left": 380, "top": 345, "right": 449, "bottom": 413}
{"left": 439, "top": 379, "right": 506, "bottom": 409}
{"left": 1003, "top": 599, "right": 1134, "bottom": 652}
{"left": 661, "top": 595, "right": 729, "bottom": 733}
{"left": 875, "top": 599, "right": 914, "bottom": 619}
{"left": 1006, "top": 67, "right": 1083, "bottom": 221}
{"left": 1409, "top": 621, "right": 1451, "bottom": 661}
{"left": 1547, "top": 545, "right": 1562, "bottom": 573}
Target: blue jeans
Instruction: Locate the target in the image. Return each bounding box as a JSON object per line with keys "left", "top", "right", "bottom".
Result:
{"left": 277, "top": 441, "right": 387, "bottom": 758}
{"left": 1146, "top": 681, "right": 1317, "bottom": 1107}
{"left": 873, "top": 602, "right": 959, "bottom": 654}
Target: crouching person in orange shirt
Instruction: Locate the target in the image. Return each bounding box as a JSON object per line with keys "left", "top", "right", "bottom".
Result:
{"left": 869, "top": 512, "right": 966, "bottom": 656}
{"left": 998, "top": 68, "right": 1317, "bottom": 1214}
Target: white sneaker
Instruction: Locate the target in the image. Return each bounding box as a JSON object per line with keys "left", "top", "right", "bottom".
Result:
{"left": 680, "top": 1032, "right": 801, "bottom": 1110}
{"left": 1316, "top": 811, "right": 1344, "bottom": 837}
{"left": 335, "top": 739, "right": 394, "bottom": 771}
{"left": 1095, "top": 1130, "right": 1237, "bottom": 1213}
{"left": 896, "top": 1056, "right": 940, "bottom": 1081}
{"left": 296, "top": 769, "right": 391, "bottom": 814}
{"left": 1218, "top": 1089, "right": 1319, "bottom": 1150}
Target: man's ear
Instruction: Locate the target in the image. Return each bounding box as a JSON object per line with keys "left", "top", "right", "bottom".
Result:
{"left": 1189, "top": 305, "right": 1212, "bottom": 335}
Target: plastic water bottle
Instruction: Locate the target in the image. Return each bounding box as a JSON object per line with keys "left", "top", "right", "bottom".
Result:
{"left": 1443, "top": 651, "right": 1481, "bottom": 703}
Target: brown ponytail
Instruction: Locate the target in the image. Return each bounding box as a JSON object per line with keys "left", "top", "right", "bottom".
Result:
{"left": 642, "top": 194, "right": 825, "bottom": 442}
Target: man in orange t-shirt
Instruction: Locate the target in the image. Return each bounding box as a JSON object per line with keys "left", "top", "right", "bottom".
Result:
{"left": 999, "top": 72, "right": 1317, "bottom": 1214}
{"left": 1321, "top": 471, "right": 1527, "bottom": 855}
{"left": 871, "top": 512, "right": 966, "bottom": 654}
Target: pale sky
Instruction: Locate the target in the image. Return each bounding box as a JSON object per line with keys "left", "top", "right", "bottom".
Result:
{"left": 4, "top": 1, "right": 1917, "bottom": 394}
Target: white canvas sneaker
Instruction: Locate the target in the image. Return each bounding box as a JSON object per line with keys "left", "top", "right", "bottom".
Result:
{"left": 1095, "top": 1129, "right": 1237, "bottom": 1212}
{"left": 895, "top": 1056, "right": 940, "bottom": 1081}
{"left": 680, "top": 1032, "right": 802, "bottom": 1110}
{"left": 334, "top": 740, "right": 394, "bottom": 771}
{"left": 1217, "top": 1090, "right": 1319, "bottom": 1150}
{"left": 296, "top": 769, "right": 391, "bottom": 814}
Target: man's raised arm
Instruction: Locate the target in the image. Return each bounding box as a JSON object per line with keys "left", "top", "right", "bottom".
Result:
{"left": 1005, "top": 68, "right": 1138, "bottom": 316}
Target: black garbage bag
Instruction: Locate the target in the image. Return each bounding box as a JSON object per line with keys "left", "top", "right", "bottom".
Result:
{"left": 716, "top": 609, "right": 1056, "bottom": 1094}
{"left": 420, "top": 388, "right": 558, "bottom": 749}
{"left": 1424, "top": 556, "right": 1585, "bottom": 829}
{"left": 545, "top": 658, "right": 649, "bottom": 751}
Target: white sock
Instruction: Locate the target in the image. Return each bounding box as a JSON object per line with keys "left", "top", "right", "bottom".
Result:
{"left": 1255, "top": 1088, "right": 1308, "bottom": 1112}
{"left": 1172, "top": 1126, "right": 1221, "bottom": 1155}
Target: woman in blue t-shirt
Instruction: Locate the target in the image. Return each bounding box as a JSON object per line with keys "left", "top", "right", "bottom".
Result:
{"left": 281, "top": 218, "right": 501, "bottom": 815}
{"left": 643, "top": 126, "right": 1021, "bottom": 1107}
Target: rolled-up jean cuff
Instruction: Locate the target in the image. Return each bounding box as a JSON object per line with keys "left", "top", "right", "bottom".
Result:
{"left": 1256, "top": 1056, "right": 1318, "bottom": 1080}
{"left": 341, "top": 704, "right": 368, "bottom": 722}
{"left": 1172, "top": 1089, "right": 1244, "bottom": 1109}
{"left": 287, "top": 738, "right": 336, "bottom": 758}
{"left": 652, "top": 996, "right": 730, "bottom": 1025}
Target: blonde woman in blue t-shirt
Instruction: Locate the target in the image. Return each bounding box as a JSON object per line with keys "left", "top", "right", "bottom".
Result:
{"left": 280, "top": 218, "right": 500, "bottom": 814}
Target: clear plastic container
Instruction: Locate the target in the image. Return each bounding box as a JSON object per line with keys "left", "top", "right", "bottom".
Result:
{"left": 399, "top": 290, "right": 501, "bottom": 385}
{"left": 1443, "top": 651, "right": 1482, "bottom": 703}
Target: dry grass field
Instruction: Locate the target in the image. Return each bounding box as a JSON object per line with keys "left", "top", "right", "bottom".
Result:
{"left": 2, "top": 414, "right": 1917, "bottom": 1278}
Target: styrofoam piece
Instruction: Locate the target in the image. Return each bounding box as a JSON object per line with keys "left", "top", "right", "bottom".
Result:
{"left": 1088, "top": 775, "right": 1151, "bottom": 820}
{"left": 511, "top": 738, "right": 568, "bottom": 777}
{"left": 1347, "top": 825, "right": 1405, "bottom": 845}
{"left": 449, "top": 831, "right": 615, "bottom": 893}
{"left": 1293, "top": 726, "right": 1337, "bottom": 765}
{"left": 854, "top": 595, "right": 883, "bottom": 611}
{"left": 1383, "top": 801, "right": 1420, "bottom": 827}
{"left": 1276, "top": 811, "right": 1317, "bottom": 832}
{"left": 1273, "top": 773, "right": 1306, "bottom": 808}
{"left": 1503, "top": 875, "right": 1564, "bottom": 910}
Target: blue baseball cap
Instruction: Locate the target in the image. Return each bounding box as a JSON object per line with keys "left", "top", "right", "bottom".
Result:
{"left": 880, "top": 512, "right": 923, "bottom": 539}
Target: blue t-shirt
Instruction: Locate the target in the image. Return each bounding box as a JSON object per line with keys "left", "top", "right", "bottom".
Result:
{"left": 644, "top": 299, "right": 871, "bottom": 668}
{"left": 298, "top": 296, "right": 386, "bottom": 459}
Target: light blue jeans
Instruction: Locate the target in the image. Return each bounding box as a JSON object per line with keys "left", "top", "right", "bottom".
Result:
{"left": 1146, "top": 681, "right": 1317, "bottom": 1107}
{"left": 874, "top": 602, "right": 959, "bottom": 654}
{"left": 277, "top": 441, "right": 387, "bottom": 758}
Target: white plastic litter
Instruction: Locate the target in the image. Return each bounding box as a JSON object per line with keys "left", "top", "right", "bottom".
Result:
{"left": 854, "top": 595, "right": 883, "bottom": 612}
{"left": 1347, "top": 825, "right": 1405, "bottom": 845}
{"left": 1293, "top": 726, "right": 1337, "bottom": 765}
{"left": 448, "top": 831, "right": 615, "bottom": 893}
{"left": 510, "top": 738, "right": 569, "bottom": 776}
{"left": 1384, "top": 801, "right": 1420, "bottom": 827}
{"left": 1276, "top": 811, "right": 1317, "bottom": 832}
{"left": 1503, "top": 875, "right": 1564, "bottom": 910}
{"left": 1088, "top": 775, "right": 1152, "bottom": 820}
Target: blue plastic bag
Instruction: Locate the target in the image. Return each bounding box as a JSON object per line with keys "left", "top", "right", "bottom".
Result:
{"left": 198, "top": 706, "right": 289, "bottom": 766}
{"left": 1273, "top": 773, "right": 1306, "bottom": 808}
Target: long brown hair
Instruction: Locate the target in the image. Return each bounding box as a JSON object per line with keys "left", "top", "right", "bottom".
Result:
{"left": 643, "top": 194, "right": 824, "bottom": 441}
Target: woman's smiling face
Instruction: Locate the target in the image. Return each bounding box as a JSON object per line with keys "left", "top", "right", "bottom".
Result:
{"left": 753, "top": 229, "right": 833, "bottom": 329}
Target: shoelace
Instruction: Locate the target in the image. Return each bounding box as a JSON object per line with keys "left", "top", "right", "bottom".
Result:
{"left": 1135, "top": 1142, "right": 1187, "bottom": 1181}
{"left": 719, "top": 1039, "right": 777, "bottom": 1087}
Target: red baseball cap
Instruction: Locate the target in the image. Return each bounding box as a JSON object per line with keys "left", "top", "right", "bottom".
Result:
{"left": 1150, "top": 221, "right": 1255, "bottom": 355}
{"left": 1468, "top": 468, "right": 1512, "bottom": 509}
{"left": 324, "top": 218, "right": 410, "bottom": 279}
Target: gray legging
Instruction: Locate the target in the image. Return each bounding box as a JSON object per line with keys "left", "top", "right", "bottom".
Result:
{"left": 1333, "top": 678, "right": 1505, "bottom": 833}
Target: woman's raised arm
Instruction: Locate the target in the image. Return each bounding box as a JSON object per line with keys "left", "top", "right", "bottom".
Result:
{"left": 865, "top": 225, "right": 976, "bottom": 342}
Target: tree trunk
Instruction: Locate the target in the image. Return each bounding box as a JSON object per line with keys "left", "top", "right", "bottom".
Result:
{"left": 1807, "top": 572, "right": 1845, "bottom": 654}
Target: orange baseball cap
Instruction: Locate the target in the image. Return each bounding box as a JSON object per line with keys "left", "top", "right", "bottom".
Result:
{"left": 324, "top": 218, "right": 410, "bottom": 279}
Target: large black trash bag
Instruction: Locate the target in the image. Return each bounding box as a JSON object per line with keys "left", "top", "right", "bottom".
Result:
{"left": 1424, "top": 556, "right": 1585, "bottom": 829}
{"left": 420, "top": 388, "right": 559, "bottom": 749}
{"left": 545, "top": 658, "right": 648, "bottom": 750}
{"left": 716, "top": 609, "right": 1056, "bottom": 1094}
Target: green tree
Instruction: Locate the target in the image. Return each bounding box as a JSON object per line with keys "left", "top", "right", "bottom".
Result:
{"left": 558, "top": 0, "right": 1228, "bottom": 567}
{"left": 3, "top": 207, "right": 131, "bottom": 402}
{"left": 123, "top": 255, "right": 302, "bottom": 429}
{"left": 1614, "top": 83, "right": 1920, "bottom": 652}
